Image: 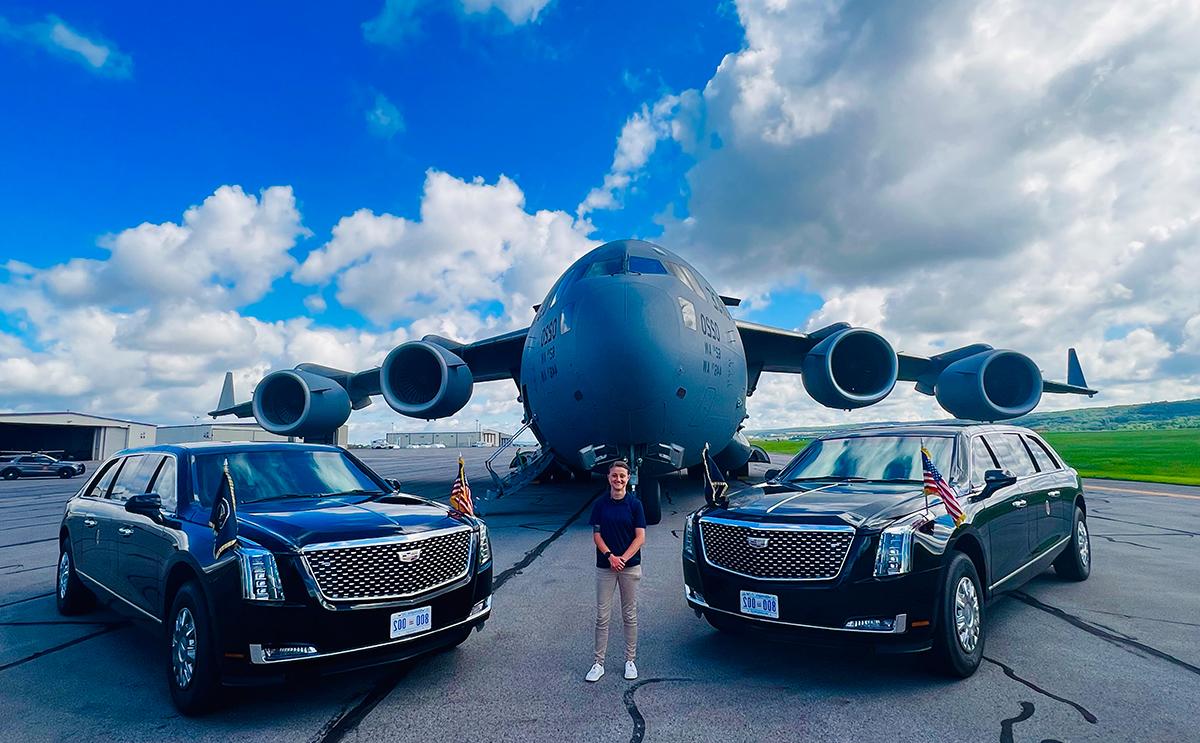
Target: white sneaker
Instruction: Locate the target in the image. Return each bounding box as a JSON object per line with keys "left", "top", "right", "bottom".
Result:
{"left": 624, "top": 660, "right": 638, "bottom": 680}
{"left": 585, "top": 663, "right": 605, "bottom": 682}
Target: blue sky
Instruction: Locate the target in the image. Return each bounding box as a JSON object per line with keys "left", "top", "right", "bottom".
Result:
{"left": 1, "top": 1, "right": 1197, "bottom": 437}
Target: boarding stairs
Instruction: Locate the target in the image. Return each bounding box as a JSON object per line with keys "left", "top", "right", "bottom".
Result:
{"left": 482, "top": 421, "right": 556, "bottom": 507}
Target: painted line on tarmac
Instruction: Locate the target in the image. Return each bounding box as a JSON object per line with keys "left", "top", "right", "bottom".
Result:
{"left": 1086, "top": 484, "right": 1200, "bottom": 500}
{"left": 1011, "top": 592, "right": 1200, "bottom": 677}
{"left": 311, "top": 488, "right": 604, "bottom": 743}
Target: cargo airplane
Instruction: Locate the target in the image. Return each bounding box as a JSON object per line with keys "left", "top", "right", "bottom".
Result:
{"left": 211, "top": 240, "right": 1095, "bottom": 524}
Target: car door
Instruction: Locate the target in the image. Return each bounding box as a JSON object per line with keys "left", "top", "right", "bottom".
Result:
{"left": 1025, "top": 434, "right": 1074, "bottom": 545}
{"left": 69, "top": 457, "right": 123, "bottom": 582}
{"left": 121, "top": 454, "right": 183, "bottom": 618}
{"left": 967, "top": 436, "right": 1022, "bottom": 584}
{"left": 979, "top": 433, "right": 1039, "bottom": 586}
{"left": 105, "top": 454, "right": 162, "bottom": 609}
{"left": 1019, "top": 433, "right": 1064, "bottom": 554}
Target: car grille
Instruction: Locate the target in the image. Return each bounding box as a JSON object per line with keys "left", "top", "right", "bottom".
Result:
{"left": 699, "top": 520, "right": 854, "bottom": 580}
{"left": 303, "top": 529, "right": 472, "bottom": 601}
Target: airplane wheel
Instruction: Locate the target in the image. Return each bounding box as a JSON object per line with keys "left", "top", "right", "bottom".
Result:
{"left": 639, "top": 479, "right": 662, "bottom": 525}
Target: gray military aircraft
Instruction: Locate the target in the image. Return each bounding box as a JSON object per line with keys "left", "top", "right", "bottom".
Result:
{"left": 211, "top": 239, "right": 1095, "bottom": 524}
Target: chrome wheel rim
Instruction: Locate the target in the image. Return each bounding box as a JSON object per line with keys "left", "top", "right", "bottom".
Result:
{"left": 954, "top": 576, "right": 981, "bottom": 653}
{"left": 172, "top": 607, "right": 197, "bottom": 689}
{"left": 1077, "top": 520, "right": 1090, "bottom": 567}
{"left": 58, "top": 552, "right": 70, "bottom": 599}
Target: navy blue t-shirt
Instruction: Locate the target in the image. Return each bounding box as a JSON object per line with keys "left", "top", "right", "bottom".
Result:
{"left": 590, "top": 493, "right": 647, "bottom": 569}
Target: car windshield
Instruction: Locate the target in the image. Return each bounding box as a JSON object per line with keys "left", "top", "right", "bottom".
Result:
{"left": 779, "top": 435, "right": 956, "bottom": 483}
{"left": 193, "top": 451, "right": 384, "bottom": 506}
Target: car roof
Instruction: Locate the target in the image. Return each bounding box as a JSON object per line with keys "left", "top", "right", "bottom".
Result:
{"left": 816, "top": 421, "right": 1035, "bottom": 440}
{"left": 113, "top": 441, "right": 344, "bottom": 458}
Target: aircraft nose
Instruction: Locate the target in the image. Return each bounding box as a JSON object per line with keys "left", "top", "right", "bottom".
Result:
{"left": 573, "top": 281, "right": 679, "bottom": 411}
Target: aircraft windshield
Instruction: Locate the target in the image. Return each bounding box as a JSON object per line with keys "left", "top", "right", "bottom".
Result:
{"left": 193, "top": 451, "right": 383, "bottom": 506}
{"left": 581, "top": 257, "right": 625, "bottom": 277}
{"left": 779, "top": 435, "right": 956, "bottom": 483}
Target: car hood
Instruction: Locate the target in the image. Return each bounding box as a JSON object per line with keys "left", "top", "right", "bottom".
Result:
{"left": 234, "top": 494, "right": 467, "bottom": 552}
{"left": 719, "top": 481, "right": 931, "bottom": 530}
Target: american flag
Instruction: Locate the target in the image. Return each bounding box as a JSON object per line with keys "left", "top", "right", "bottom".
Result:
{"left": 450, "top": 455, "right": 474, "bottom": 516}
{"left": 922, "top": 447, "right": 965, "bottom": 526}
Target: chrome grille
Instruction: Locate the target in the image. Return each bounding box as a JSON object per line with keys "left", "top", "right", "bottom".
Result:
{"left": 699, "top": 519, "right": 854, "bottom": 580}
{"left": 303, "top": 529, "right": 472, "bottom": 601}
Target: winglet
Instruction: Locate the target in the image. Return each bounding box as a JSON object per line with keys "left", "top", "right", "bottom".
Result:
{"left": 217, "top": 371, "right": 236, "bottom": 411}
{"left": 1067, "top": 348, "right": 1087, "bottom": 388}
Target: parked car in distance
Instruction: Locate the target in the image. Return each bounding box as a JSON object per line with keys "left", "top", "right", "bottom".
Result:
{"left": 1, "top": 453, "right": 85, "bottom": 480}
{"left": 56, "top": 442, "right": 492, "bottom": 714}
{"left": 682, "top": 423, "right": 1090, "bottom": 677}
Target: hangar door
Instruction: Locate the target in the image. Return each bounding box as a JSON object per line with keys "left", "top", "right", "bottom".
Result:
{"left": 0, "top": 423, "right": 98, "bottom": 461}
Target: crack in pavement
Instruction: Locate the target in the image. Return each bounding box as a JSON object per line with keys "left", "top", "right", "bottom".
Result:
{"left": 0, "top": 538, "right": 57, "bottom": 549}
{"left": 0, "top": 622, "right": 129, "bottom": 672}
{"left": 0, "top": 620, "right": 123, "bottom": 626}
{"left": 1086, "top": 513, "right": 1198, "bottom": 537}
{"left": 984, "top": 657, "right": 1097, "bottom": 724}
{"left": 1011, "top": 591, "right": 1200, "bottom": 677}
{"left": 999, "top": 701, "right": 1035, "bottom": 743}
{"left": 623, "top": 677, "right": 691, "bottom": 743}
{"left": 1096, "top": 535, "right": 1160, "bottom": 550}
{"left": 312, "top": 488, "right": 603, "bottom": 742}
{"left": 1081, "top": 609, "right": 1200, "bottom": 629}
{"left": 0, "top": 592, "right": 53, "bottom": 609}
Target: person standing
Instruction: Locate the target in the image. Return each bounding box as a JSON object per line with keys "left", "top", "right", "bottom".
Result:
{"left": 586, "top": 460, "right": 646, "bottom": 682}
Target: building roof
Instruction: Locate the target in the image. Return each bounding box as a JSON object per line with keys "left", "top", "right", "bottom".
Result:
{"left": 118, "top": 441, "right": 341, "bottom": 457}
{"left": 0, "top": 411, "right": 156, "bottom": 427}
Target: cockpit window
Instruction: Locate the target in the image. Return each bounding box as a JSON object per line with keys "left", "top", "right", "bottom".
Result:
{"left": 582, "top": 258, "right": 625, "bottom": 278}
{"left": 628, "top": 256, "right": 669, "bottom": 275}
{"left": 666, "top": 262, "right": 702, "bottom": 294}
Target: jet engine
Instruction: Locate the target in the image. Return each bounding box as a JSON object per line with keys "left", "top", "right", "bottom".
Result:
{"left": 252, "top": 369, "right": 352, "bottom": 437}
{"left": 380, "top": 341, "right": 474, "bottom": 419}
{"left": 802, "top": 328, "right": 898, "bottom": 409}
{"left": 935, "top": 350, "right": 1043, "bottom": 420}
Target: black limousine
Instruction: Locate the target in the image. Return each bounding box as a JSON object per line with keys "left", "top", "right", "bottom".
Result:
{"left": 56, "top": 442, "right": 492, "bottom": 714}
{"left": 682, "top": 423, "right": 1090, "bottom": 677}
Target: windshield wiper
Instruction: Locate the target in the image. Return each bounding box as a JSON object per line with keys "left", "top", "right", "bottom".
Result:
{"left": 318, "top": 489, "right": 385, "bottom": 497}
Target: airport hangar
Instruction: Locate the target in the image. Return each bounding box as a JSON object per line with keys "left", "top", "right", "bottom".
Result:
{"left": 0, "top": 412, "right": 347, "bottom": 460}
{"left": 385, "top": 429, "right": 511, "bottom": 448}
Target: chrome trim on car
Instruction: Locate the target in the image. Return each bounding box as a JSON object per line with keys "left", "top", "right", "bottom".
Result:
{"left": 698, "top": 516, "right": 856, "bottom": 582}
{"left": 77, "top": 568, "right": 162, "bottom": 624}
{"left": 685, "top": 587, "right": 908, "bottom": 634}
{"left": 297, "top": 525, "right": 470, "bottom": 553}
{"left": 988, "top": 535, "right": 1070, "bottom": 592}
{"left": 247, "top": 601, "right": 491, "bottom": 665}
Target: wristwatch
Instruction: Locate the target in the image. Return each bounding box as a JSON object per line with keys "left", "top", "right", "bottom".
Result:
{"left": 604, "top": 551, "right": 613, "bottom": 559}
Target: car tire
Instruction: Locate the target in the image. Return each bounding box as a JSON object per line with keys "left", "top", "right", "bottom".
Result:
{"left": 1, "top": 468, "right": 19, "bottom": 480}
{"left": 167, "top": 582, "right": 220, "bottom": 716}
{"left": 1053, "top": 506, "right": 1091, "bottom": 582}
{"left": 931, "top": 552, "right": 985, "bottom": 678}
{"left": 55, "top": 540, "right": 93, "bottom": 615}
{"left": 58, "top": 468, "right": 75, "bottom": 478}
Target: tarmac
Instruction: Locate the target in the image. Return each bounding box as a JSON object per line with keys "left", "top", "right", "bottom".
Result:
{"left": 1, "top": 448, "right": 1197, "bottom": 742}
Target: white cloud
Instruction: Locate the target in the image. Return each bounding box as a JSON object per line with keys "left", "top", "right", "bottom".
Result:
{"left": 363, "top": 0, "right": 552, "bottom": 44}
{"left": 0, "top": 14, "right": 132, "bottom": 77}
{"left": 366, "top": 91, "right": 405, "bottom": 139}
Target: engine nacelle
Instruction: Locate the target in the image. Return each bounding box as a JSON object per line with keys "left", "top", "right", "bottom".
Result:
{"left": 252, "top": 369, "right": 352, "bottom": 437}
{"left": 802, "top": 328, "right": 898, "bottom": 409}
{"left": 935, "top": 350, "right": 1043, "bottom": 420}
{"left": 380, "top": 341, "right": 474, "bottom": 419}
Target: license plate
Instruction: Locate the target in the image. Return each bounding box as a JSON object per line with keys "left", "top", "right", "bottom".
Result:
{"left": 389, "top": 606, "right": 432, "bottom": 639}
{"left": 739, "top": 591, "right": 779, "bottom": 619}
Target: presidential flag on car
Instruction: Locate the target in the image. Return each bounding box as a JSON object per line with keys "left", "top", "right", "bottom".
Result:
{"left": 922, "top": 447, "right": 965, "bottom": 526}
{"left": 450, "top": 455, "right": 474, "bottom": 516}
{"left": 209, "top": 458, "right": 238, "bottom": 559}
{"left": 702, "top": 443, "right": 729, "bottom": 509}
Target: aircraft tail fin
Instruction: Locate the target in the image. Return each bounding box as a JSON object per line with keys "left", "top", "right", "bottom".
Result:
{"left": 1067, "top": 348, "right": 1087, "bottom": 388}
{"left": 217, "top": 371, "right": 236, "bottom": 411}
{"left": 208, "top": 372, "right": 254, "bottom": 419}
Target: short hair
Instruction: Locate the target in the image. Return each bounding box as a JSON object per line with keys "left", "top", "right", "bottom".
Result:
{"left": 608, "top": 459, "right": 630, "bottom": 474}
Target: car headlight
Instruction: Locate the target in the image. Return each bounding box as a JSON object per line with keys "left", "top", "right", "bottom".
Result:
{"left": 873, "top": 512, "right": 934, "bottom": 577}
{"left": 238, "top": 541, "right": 285, "bottom": 602}
{"left": 477, "top": 522, "right": 491, "bottom": 569}
{"left": 683, "top": 512, "right": 696, "bottom": 559}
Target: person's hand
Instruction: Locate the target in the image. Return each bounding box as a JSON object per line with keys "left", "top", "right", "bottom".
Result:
{"left": 608, "top": 554, "right": 626, "bottom": 571}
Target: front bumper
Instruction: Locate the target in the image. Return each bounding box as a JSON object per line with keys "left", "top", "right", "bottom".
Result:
{"left": 683, "top": 553, "right": 939, "bottom": 652}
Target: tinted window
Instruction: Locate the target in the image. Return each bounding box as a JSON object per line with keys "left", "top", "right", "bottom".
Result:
{"left": 628, "top": 256, "right": 668, "bottom": 275}
{"left": 1022, "top": 435, "right": 1055, "bottom": 472}
{"left": 1026, "top": 435, "right": 1061, "bottom": 470}
{"left": 109, "top": 455, "right": 159, "bottom": 502}
{"left": 582, "top": 258, "right": 625, "bottom": 278}
{"left": 149, "top": 456, "right": 178, "bottom": 513}
{"left": 194, "top": 451, "right": 383, "bottom": 506}
{"left": 33, "top": 456, "right": 54, "bottom": 464}
{"left": 84, "top": 458, "right": 123, "bottom": 499}
{"left": 984, "top": 434, "right": 1037, "bottom": 478}
{"left": 781, "top": 435, "right": 956, "bottom": 483}
{"left": 970, "top": 437, "right": 1000, "bottom": 488}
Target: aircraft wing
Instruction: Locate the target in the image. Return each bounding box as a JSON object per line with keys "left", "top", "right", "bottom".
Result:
{"left": 423, "top": 327, "right": 529, "bottom": 383}
{"left": 736, "top": 320, "right": 818, "bottom": 376}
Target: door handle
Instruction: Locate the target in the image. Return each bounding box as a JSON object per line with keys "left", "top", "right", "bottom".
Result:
{"left": 1047, "top": 490, "right": 1060, "bottom": 496}
{"left": 83, "top": 517, "right": 97, "bottom": 527}
{"left": 1012, "top": 499, "right": 1027, "bottom": 508}
{"left": 118, "top": 526, "right": 134, "bottom": 536}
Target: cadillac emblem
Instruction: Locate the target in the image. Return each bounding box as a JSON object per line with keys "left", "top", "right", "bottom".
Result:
{"left": 397, "top": 548, "right": 422, "bottom": 563}
{"left": 747, "top": 536, "right": 770, "bottom": 549}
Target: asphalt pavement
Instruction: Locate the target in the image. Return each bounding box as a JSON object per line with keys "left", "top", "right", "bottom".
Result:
{"left": 1, "top": 449, "right": 1197, "bottom": 742}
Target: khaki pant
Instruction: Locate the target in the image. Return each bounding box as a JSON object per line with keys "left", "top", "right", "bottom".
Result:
{"left": 594, "top": 565, "right": 641, "bottom": 665}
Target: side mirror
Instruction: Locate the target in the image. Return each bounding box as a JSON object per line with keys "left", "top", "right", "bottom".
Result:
{"left": 385, "top": 478, "right": 402, "bottom": 492}
{"left": 974, "top": 469, "right": 1017, "bottom": 500}
{"left": 764, "top": 469, "right": 781, "bottom": 482}
{"left": 125, "top": 492, "right": 163, "bottom": 518}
